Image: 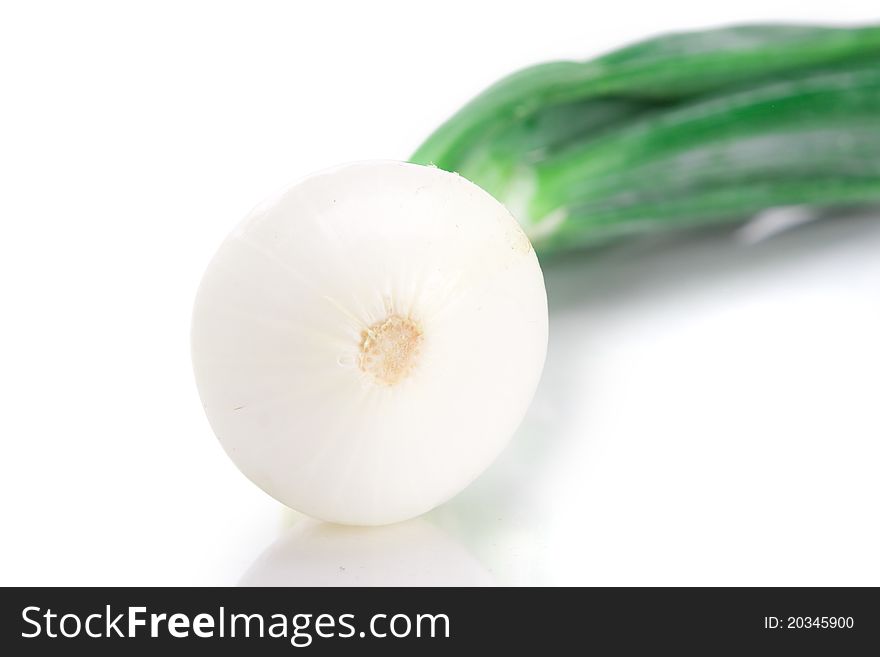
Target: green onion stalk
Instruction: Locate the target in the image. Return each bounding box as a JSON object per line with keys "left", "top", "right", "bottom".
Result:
{"left": 411, "top": 25, "right": 880, "bottom": 257}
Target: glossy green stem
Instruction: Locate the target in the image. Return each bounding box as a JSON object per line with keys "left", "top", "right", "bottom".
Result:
{"left": 411, "top": 25, "right": 880, "bottom": 256}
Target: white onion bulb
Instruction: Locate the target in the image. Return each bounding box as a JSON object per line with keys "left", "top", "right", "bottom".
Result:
{"left": 191, "top": 161, "right": 548, "bottom": 525}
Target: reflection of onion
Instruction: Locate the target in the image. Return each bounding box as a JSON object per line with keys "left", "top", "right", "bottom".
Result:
{"left": 239, "top": 518, "right": 493, "bottom": 587}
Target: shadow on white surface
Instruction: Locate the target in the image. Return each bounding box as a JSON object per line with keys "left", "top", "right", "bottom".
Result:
{"left": 239, "top": 517, "right": 494, "bottom": 587}
{"left": 427, "top": 211, "right": 880, "bottom": 585}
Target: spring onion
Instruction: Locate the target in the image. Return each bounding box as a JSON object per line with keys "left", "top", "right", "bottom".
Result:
{"left": 194, "top": 24, "right": 880, "bottom": 526}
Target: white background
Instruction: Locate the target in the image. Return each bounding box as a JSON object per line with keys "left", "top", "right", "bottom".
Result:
{"left": 1, "top": 1, "right": 878, "bottom": 585}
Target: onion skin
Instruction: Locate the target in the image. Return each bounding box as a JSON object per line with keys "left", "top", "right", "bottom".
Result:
{"left": 192, "top": 161, "right": 548, "bottom": 526}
